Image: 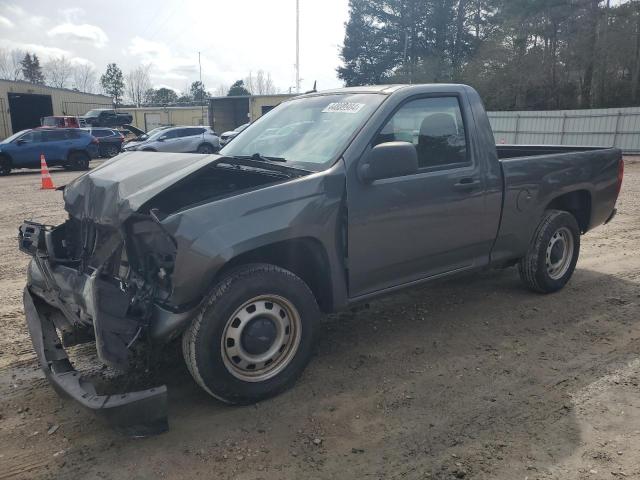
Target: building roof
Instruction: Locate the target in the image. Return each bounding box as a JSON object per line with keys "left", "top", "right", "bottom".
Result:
{"left": 0, "top": 78, "right": 112, "bottom": 99}
{"left": 209, "top": 93, "right": 296, "bottom": 101}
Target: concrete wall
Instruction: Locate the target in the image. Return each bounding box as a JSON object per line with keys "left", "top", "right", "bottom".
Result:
{"left": 0, "top": 79, "right": 112, "bottom": 138}
{"left": 126, "top": 107, "right": 209, "bottom": 132}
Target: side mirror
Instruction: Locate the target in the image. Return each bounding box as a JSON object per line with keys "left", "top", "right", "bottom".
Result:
{"left": 358, "top": 141, "right": 418, "bottom": 183}
{"left": 157, "top": 136, "right": 166, "bottom": 142}
{"left": 16, "top": 139, "right": 27, "bottom": 145}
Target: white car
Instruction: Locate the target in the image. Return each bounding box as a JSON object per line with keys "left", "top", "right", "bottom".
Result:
{"left": 219, "top": 123, "right": 250, "bottom": 147}
{"left": 124, "top": 126, "right": 220, "bottom": 154}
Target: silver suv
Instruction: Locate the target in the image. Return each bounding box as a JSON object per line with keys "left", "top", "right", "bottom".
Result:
{"left": 123, "top": 126, "right": 220, "bottom": 154}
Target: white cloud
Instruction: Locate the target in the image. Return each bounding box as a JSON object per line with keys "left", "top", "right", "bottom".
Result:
{"left": 3, "top": 4, "right": 45, "bottom": 27}
{"left": 127, "top": 37, "right": 200, "bottom": 81}
{"left": 0, "top": 39, "right": 93, "bottom": 67}
{"left": 0, "top": 15, "right": 14, "bottom": 28}
{"left": 48, "top": 23, "right": 108, "bottom": 48}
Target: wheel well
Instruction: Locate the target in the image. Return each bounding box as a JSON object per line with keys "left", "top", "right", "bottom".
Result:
{"left": 546, "top": 190, "right": 591, "bottom": 232}
{"left": 0, "top": 153, "right": 12, "bottom": 166}
{"left": 142, "top": 147, "right": 156, "bottom": 152}
{"left": 67, "top": 149, "right": 88, "bottom": 160}
{"left": 215, "top": 238, "right": 334, "bottom": 313}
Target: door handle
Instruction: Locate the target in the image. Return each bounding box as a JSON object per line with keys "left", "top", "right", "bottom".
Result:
{"left": 453, "top": 178, "right": 481, "bottom": 190}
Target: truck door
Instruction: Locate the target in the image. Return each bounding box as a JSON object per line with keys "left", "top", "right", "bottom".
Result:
{"left": 347, "top": 95, "right": 494, "bottom": 297}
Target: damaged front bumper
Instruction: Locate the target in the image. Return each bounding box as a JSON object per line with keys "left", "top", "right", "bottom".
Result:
{"left": 23, "top": 288, "right": 168, "bottom": 436}
{"left": 18, "top": 220, "right": 187, "bottom": 436}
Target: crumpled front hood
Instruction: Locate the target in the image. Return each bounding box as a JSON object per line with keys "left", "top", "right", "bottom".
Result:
{"left": 63, "top": 151, "right": 222, "bottom": 226}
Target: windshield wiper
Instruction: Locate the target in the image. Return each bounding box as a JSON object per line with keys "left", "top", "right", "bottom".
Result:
{"left": 231, "top": 153, "right": 286, "bottom": 163}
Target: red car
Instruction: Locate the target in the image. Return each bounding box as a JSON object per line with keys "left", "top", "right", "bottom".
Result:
{"left": 41, "top": 116, "right": 80, "bottom": 128}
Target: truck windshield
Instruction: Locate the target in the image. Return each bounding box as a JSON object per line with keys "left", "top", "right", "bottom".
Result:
{"left": 84, "top": 110, "right": 102, "bottom": 118}
{"left": 220, "top": 93, "right": 385, "bottom": 170}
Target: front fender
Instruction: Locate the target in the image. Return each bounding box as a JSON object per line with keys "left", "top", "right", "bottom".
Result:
{"left": 161, "top": 164, "right": 347, "bottom": 307}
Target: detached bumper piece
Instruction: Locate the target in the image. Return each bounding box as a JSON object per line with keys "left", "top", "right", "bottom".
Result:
{"left": 23, "top": 288, "right": 168, "bottom": 436}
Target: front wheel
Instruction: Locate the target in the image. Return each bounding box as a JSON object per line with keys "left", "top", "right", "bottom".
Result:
{"left": 182, "top": 263, "right": 320, "bottom": 404}
{"left": 518, "top": 210, "right": 581, "bottom": 293}
{"left": 0, "top": 156, "right": 11, "bottom": 176}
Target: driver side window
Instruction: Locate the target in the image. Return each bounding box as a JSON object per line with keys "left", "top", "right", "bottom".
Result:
{"left": 374, "top": 97, "right": 469, "bottom": 170}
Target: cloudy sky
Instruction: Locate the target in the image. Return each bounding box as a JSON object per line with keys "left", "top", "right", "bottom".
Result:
{"left": 0, "top": 0, "right": 350, "bottom": 94}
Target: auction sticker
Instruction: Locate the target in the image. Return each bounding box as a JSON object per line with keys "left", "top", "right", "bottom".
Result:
{"left": 322, "top": 102, "right": 365, "bottom": 114}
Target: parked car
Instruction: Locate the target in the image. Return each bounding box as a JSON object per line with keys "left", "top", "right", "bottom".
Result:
{"left": 123, "top": 125, "right": 172, "bottom": 145}
{"left": 123, "top": 126, "right": 220, "bottom": 154}
{"left": 41, "top": 116, "right": 80, "bottom": 128}
{"left": 83, "top": 128, "right": 125, "bottom": 158}
{"left": 119, "top": 124, "right": 147, "bottom": 142}
{"left": 80, "top": 109, "right": 133, "bottom": 128}
{"left": 18, "top": 84, "right": 623, "bottom": 434}
{"left": 0, "top": 128, "right": 98, "bottom": 175}
{"left": 219, "top": 122, "right": 250, "bottom": 147}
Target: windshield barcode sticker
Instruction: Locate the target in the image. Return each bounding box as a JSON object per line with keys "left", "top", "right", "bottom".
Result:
{"left": 322, "top": 102, "right": 365, "bottom": 114}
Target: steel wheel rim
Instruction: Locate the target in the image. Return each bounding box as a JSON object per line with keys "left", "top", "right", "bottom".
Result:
{"left": 546, "top": 226, "right": 574, "bottom": 280}
{"left": 221, "top": 295, "right": 302, "bottom": 382}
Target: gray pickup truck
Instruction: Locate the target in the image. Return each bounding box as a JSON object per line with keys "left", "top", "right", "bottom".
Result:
{"left": 19, "top": 84, "right": 623, "bottom": 434}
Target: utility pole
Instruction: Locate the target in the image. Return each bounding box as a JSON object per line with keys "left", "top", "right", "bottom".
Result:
{"left": 198, "top": 51, "right": 205, "bottom": 126}
{"left": 295, "top": 0, "right": 300, "bottom": 93}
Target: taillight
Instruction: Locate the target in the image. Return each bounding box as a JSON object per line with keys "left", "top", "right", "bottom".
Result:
{"left": 616, "top": 158, "right": 624, "bottom": 197}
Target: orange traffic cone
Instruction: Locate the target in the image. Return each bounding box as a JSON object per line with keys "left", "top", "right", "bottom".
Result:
{"left": 40, "top": 154, "right": 55, "bottom": 190}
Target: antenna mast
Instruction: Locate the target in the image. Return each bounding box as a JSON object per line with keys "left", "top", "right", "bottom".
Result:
{"left": 295, "top": 0, "right": 300, "bottom": 93}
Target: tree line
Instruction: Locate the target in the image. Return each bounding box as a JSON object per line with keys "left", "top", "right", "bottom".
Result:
{"left": 338, "top": 0, "right": 640, "bottom": 110}
{"left": 0, "top": 49, "right": 279, "bottom": 106}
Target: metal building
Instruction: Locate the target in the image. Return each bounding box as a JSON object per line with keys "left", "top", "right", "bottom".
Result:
{"left": 209, "top": 94, "right": 295, "bottom": 134}
{"left": 125, "top": 106, "right": 210, "bottom": 132}
{"left": 488, "top": 106, "right": 640, "bottom": 153}
{"left": 0, "top": 79, "right": 112, "bottom": 139}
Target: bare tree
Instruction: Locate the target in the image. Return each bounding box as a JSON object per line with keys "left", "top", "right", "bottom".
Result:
{"left": 213, "top": 84, "right": 229, "bottom": 96}
{"left": 126, "top": 64, "right": 151, "bottom": 106}
{"left": 0, "top": 48, "right": 25, "bottom": 80}
{"left": 45, "top": 56, "right": 73, "bottom": 88}
{"left": 244, "top": 70, "right": 278, "bottom": 95}
{"left": 72, "top": 63, "right": 97, "bottom": 93}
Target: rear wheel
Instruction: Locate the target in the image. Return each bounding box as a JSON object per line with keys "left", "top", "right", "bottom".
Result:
{"left": 518, "top": 210, "right": 580, "bottom": 293}
{"left": 182, "top": 263, "right": 320, "bottom": 404}
{"left": 196, "top": 143, "right": 215, "bottom": 154}
{"left": 0, "top": 156, "right": 11, "bottom": 176}
{"left": 103, "top": 144, "right": 120, "bottom": 158}
{"left": 67, "top": 151, "right": 90, "bottom": 170}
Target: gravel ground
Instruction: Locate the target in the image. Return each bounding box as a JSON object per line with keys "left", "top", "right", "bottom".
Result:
{"left": 0, "top": 159, "right": 639, "bottom": 480}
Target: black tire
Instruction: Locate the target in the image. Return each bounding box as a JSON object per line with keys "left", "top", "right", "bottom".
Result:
{"left": 142, "top": 148, "right": 156, "bottom": 152}
{"left": 518, "top": 209, "right": 581, "bottom": 293}
{"left": 0, "top": 155, "right": 11, "bottom": 176}
{"left": 103, "top": 144, "right": 120, "bottom": 158}
{"left": 196, "top": 143, "right": 215, "bottom": 154}
{"left": 67, "top": 151, "right": 90, "bottom": 171}
{"left": 182, "top": 263, "right": 320, "bottom": 405}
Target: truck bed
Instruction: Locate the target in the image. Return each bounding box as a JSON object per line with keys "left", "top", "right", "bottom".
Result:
{"left": 491, "top": 144, "right": 621, "bottom": 266}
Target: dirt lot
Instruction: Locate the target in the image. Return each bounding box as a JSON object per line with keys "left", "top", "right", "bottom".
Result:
{"left": 0, "top": 159, "right": 639, "bottom": 480}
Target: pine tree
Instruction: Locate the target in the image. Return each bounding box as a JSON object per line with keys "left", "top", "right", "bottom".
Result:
{"left": 21, "top": 53, "right": 45, "bottom": 84}
{"left": 227, "top": 80, "right": 250, "bottom": 96}
{"left": 100, "top": 63, "right": 125, "bottom": 105}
